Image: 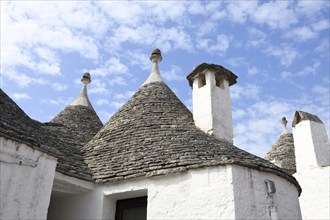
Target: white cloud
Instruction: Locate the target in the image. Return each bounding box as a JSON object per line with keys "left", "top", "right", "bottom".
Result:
{"left": 109, "top": 76, "right": 127, "bottom": 86}
{"left": 127, "top": 50, "right": 150, "bottom": 71}
{"left": 198, "top": 35, "right": 229, "bottom": 55}
{"left": 312, "top": 19, "right": 330, "bottom": 32}
{"left": 11, "top": 92, "right": 31, "bottom": 101}
{"left": 251, "top": 1, "right": 297, "bottom": 29}
{"left": 226, "top": 1, "right": 257, "bottom": 24}
{"left": 41, "top": 97, "right": 72, "bottom": 106}
{"left": 51, "top": 83, "right": 68, "bottom": 91}
{"left": 211, "top": 35, "right": 230, "bottom": 54}
{"left": 233, "top": 98, "right": 294, "bottom": 156}
{"left": 162, "top": 65, "right": 185, "bottom": 81}
{"left": 280, "top": 71, "right": 293, "bottom": 79}
{"left": 312, "top": 85, "right": 328, "bottom": 95}
{"left": 3, "top": 71, "right": 48, "bottom": 88}
{"left": 246, "top": 28, "right": 267, "bottom": 47}
{"left": 265, "top": 45, "right": 299, "bottom": 66}
{"left": 226, "top": 57, "right": 247, "bottom": 67}
{"left": 285, "top": 26, "right": 317, "bottom": 42}
{"left": 156, "top": 27, "right": 194, "bottom": 52}
{"left": 89, "top": 79, "right": 109, "bottom": 95}
{"left": 297, "top": 62, "right": 320, "bottom": 76}
{"left": 188, "top": 1, "right": 204, "bottom": 15}
{"left": 96, "top": 98, "right": 110, "bottom": 106}
{"left": 91, "top": 58, "right": 129, "bottom": 77}
{"left": 296, "top": 0, "right": 329, "bottom": 18}
{"left": 315, "top": 38, "right": 330, "bottom": 53}
{"left": 247, "top": 67, "right": 259, "bottom": 76}
{"left": 110, "top": 101, "right": 125, "bottom": 109}
{"left": 1, "top": 1, "right": 102, "bottom": 81}
{"left": 232, "top": 108, "right": 246, "bottom": 119}
{"left": 114, "top": 91, "right": 135, "bottom": 100}
{"left": 231, "top": 84, "right": 261, "bottom": 100}
{"left": 108, "top": 24, "right": 193, "bottom": 53}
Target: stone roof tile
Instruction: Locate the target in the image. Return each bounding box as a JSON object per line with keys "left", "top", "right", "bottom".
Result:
{"left": 84, "top": 82, "right": 301, "bottom": 194}
{"left": 0, "top": 89, "right": 60, "bottom": 156}
{"left": 264, "top": 132, "right": 296, "bottom": 175}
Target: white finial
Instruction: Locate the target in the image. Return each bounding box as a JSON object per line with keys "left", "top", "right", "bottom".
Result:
{"left": 81, "top": 72, "right": 91, "bottom": 85}
{"left": 142, "top": 48, "right": 163, "bottom": 86}
{"left": 281, "top": 116, "right": 290, "bottom": 134}
{"left": 70, "top": 72, "right": 93, "bottom": 108}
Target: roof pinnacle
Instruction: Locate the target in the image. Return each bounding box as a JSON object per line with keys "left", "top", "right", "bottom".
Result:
{"left": 69, "top": 72, "right": 93, "bottom": 108}
{"left": 142, "top": 48, "right": 163, "bottom": 86}
{"left": 281, "top": 116, "right": 290, "bottom": 134}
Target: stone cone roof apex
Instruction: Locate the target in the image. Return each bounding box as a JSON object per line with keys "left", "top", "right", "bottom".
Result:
{"left": 70, "top": 73, "right": 93, "bottom": 108}
{"left": 50, "top": 72, "right": 102, "bottom": 143}
{"left": 142, "top": 48, "right": 163, "bottom": 86}
{"left": 264, "top": 116, "right": 296, "bottom": 175}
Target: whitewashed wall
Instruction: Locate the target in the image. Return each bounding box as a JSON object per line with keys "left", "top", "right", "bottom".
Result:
{"left": 192, "top": 71, "right": 233, "bottom": 143}
{"left": 0, "top": 137, "right": 57, "bottom": 220}
{"left": 45, "top": 165, "right": 301, "bottom": 220}
{"left": 102, "top": 165, "right": 236, "bottom": 220}
{"left": 294, "top": 166, "right": 330, "bottom": 219}
{"left": 232, "top": 165, "right": 301, "bottom": 220}
{"left": 293, "top": 118, "right": 330, "bottom": 219}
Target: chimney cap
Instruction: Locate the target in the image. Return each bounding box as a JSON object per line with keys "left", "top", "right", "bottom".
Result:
{"left": 186, "top": 63, "right": 238, "bottom": 87}
{"left": 292, "top": 110, "right": 323, "bottom": 127}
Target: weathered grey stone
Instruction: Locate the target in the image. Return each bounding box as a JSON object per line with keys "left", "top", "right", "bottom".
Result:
{"left": 265, "top": 133, "right": 296, "bottom": 175}
{"left": 83, "top": 82, "right": 301, "bottom": 194}
{"left": 292, "top": 110, "right": 323, "bottom": 127}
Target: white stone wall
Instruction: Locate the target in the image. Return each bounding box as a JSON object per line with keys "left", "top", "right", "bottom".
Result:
{"left": 294, "top": 166, "right": 330, "bottom": 220}
{"left": 192, "top": 71, "right": 233, "bottom": 143}
{"left": 293, "top": 119, "right": 330, "bottom": 220}
{"left": 102, "top": 165, "right": 236, "bottom": 220}
{"left": 0, "top": 137, "right": 57, "bottom": 220}
{"left": 293, "top": 120, "right": 330, "bottom": 169}
{"left": 232, "top": 165, "right": 301, "bottom": 220}
{"left": 45, "top": 165, "right": 301, "bottom": 220}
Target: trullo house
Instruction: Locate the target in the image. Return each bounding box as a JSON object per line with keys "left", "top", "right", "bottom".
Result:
{"left": 1, "top": 49, "right": 329, "bottom": 220}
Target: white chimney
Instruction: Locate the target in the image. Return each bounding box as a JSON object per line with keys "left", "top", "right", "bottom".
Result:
{"left": 292, "top": 110, "right": 330, "bottom": 171}
{"left": 187, "top": 63, "right": 237, "bottom": 143}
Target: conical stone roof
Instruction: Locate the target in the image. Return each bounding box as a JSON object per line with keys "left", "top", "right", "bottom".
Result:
{"left": 0, "top": 89, "right": 59, "bottom": 156}
{"left": 49, "top": 73, "right": 103, "bottom": 143}
{"left": 265, "top": 133, "right": 296, "bottom": 175}
{"left": 45, "top": 73, "right": 103, "bottom": 180}
{"left": 0, "top": 88, "right": 92, "bottom": 180}
{"left": 264, "top": 117, "right": 296, "bottom": 175}
{"left": 84, "top": 81, "right": 300, "bottom": 194}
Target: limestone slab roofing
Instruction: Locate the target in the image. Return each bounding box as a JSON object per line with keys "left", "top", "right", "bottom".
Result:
{"left": 0, "top": 81, "right": 102, "bottom": 181}
{"left": 83, "top": 78, "right": 301, "bottom": 194}
{"left": 265, "top": 132, "right": 296, "bottom": 175}
{"left": 44, "top": 73, "right": 103, "bottom": 180}
{"left": 0, "top": 89, "right": 59, "bottom": 156}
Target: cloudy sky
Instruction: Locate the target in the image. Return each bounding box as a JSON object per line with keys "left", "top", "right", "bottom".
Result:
{"left": 1, "top": 1, "right": 329, "bottom": 157}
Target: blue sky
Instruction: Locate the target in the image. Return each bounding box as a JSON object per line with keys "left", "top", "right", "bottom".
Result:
{"left": 1, "top": 1, "right": 329, "bottom": 157}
